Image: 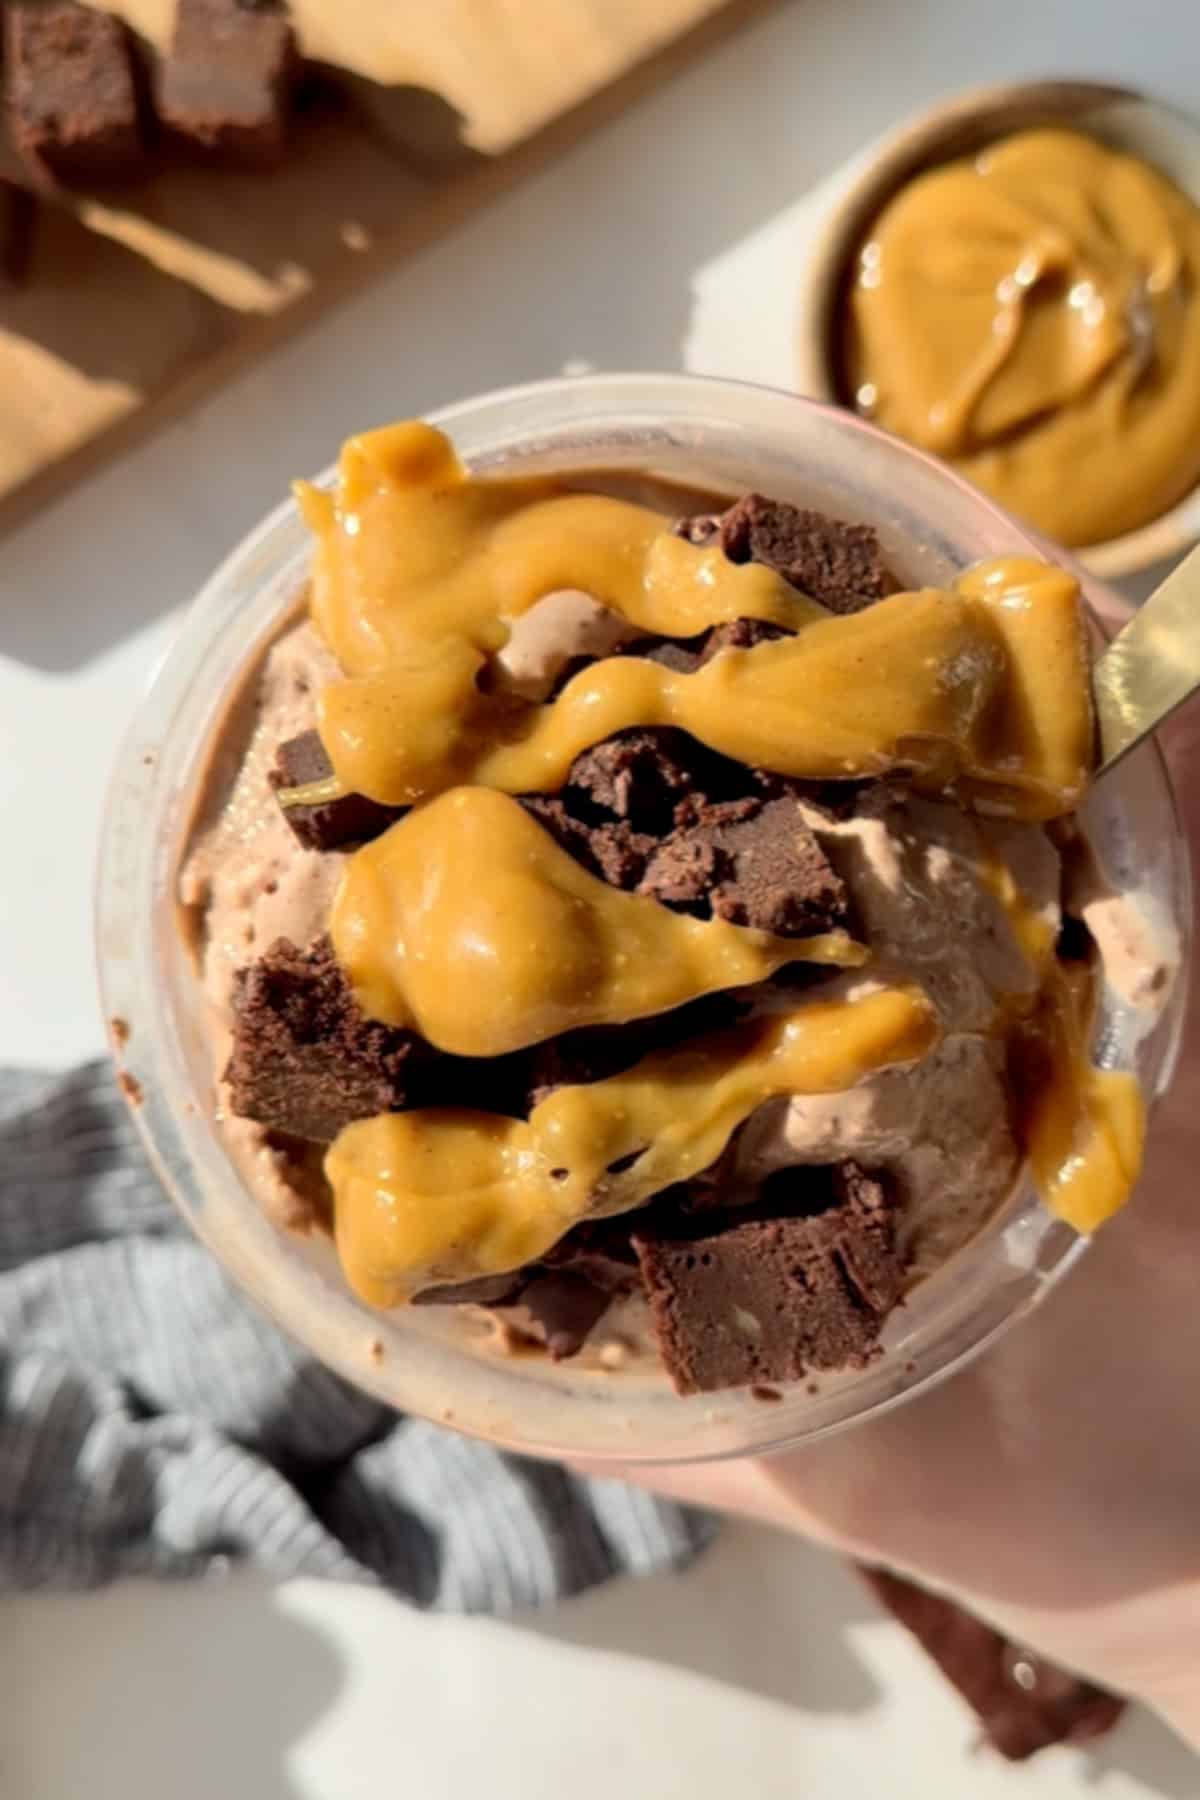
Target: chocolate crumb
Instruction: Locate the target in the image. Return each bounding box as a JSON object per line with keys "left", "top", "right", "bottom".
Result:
{"left": 110, "top": 1016, "right": 130, "bottom": 1049}
{"left": 367, "top": 1337, "right": 384, "bottom": 1365}
{"left": 750, "top": 1384, "right": 783, "bottom": 1403}
{"left": 672, "top": 512, "right": 721, "bottom": 546}
{"left": 116, "top": 1070, "right": 143, "bottom": 1107}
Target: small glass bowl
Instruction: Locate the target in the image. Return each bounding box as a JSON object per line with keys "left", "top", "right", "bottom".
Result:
{"left": 96, "top": 373, "right": 1190, "bottom": 1465}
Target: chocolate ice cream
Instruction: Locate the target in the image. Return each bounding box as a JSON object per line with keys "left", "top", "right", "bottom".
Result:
{"left": 179, "top": 421, "right": 1173, "bottom": 1395}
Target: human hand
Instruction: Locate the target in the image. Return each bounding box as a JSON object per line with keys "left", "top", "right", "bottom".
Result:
{"left": 590, "top": 639, "right": 1200, "bottom": 1743}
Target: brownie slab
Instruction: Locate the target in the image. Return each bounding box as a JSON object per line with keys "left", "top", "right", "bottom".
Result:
{"left": 227, "top": 934, "right": 418, "bottom": 1142}
{"left": 6, "top": 2, "right": 144, "bottom": 186}
{"left": 158, "top": 0, "right": 297, "bottom": 166}
{"left": 675, "top": 494, "right": 895, "bottom": 614}
{"left": 633, "top": 1163, "right": 904, "bottom": 1395}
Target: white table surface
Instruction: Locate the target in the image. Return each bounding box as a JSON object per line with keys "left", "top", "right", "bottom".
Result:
{"left": 3, "top": 0, "right": 1200, "bottom": 1793}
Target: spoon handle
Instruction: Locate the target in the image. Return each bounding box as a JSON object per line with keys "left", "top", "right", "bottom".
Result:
{"left": 1093, "top": 543, "right": 1200, "bottom": 776}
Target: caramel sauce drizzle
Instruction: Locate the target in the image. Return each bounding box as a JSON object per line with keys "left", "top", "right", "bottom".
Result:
{"left": 281, "top": 420, "right": 1144, "bottom": 1299}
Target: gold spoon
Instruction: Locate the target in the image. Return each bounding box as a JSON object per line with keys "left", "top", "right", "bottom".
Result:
{"left": 1093, "top": 544, "right": 1200, "bottom": 775}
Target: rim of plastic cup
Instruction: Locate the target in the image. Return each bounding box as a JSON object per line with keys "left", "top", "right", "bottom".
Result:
{"left": 96, "top": 373, "right": 1192, "bottom": 1465}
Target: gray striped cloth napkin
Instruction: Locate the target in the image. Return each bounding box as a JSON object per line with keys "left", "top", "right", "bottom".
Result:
{"left": 0, "top": 1063, "right": 714, "bottom": 1608}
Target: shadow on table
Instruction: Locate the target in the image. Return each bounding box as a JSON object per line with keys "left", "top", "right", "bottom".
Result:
{"left": 525, "top": 1523, "right": 1200, "bottom": 1794}
{"left": 0, "top": 0, "right": 814, "bottom": 672}
{"left": 6, "top": 1572, "right": 341, "bottom": 1800}
{"left": 1084, "top": 1705, "right": 1200, "bottom": 1797}
{"left": 524, "top": 1523, "right": 882, "bottom": 1719}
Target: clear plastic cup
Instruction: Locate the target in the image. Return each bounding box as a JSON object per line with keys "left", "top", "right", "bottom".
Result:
{"left": 96, "top": 373, "right": 1191, "bottom": 1464}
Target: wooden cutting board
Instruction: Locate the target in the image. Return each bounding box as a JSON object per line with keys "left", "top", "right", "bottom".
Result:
{"left": 0, "top": 0, "right": 774, "bottom": 527}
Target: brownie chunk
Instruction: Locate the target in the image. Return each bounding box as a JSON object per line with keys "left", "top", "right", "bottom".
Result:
{"left": 858, "top": 1568, "right": 1125, "bottom": 1760}
{"left": 564, "top": 727, "right": 705, "bottom": 830}
{"left": 620, "top": 615, "right": 790, "bottom": 677}
{"left": 227, "top": 935, "right": 417, "bottom": 1142}
{"left": 720, "top": 493, "right": 894, "bottom": 614}
{"left": 675, "top": 495, "right": 894, "bottom": 615}
{"left": 6, "top": 3, "right": 144, "bottom": 186}
{"left": 516, "top": 1270, "right": 615, "bottom": 1360}
{"left": 412, "top": 1273, "right": 528, "bottom": 1308}
{"left": 0, "top": 181, "right": 35, "bottom": 288}
{"left": 158, "top": 0, "right": 297, "bottom": 166}
{"left": 619, "top": 632, "right": 709, "bottom": 674}
{"left": 524, "top": 728, "right": 847, "bottom": 942}
{"left": 270, "top": 729, "right": 406, "bottom": 852}
{"left": 632, "top": 1162, "right": 905, "bottom": 1394}
{"left": 640, "top": 795, "right": 848, "bottom": 937}
{"left": 521, "top": 793, "right": 657, "bottom": 891}
{"left": 414, "top": 1225, "right": 640, "bottom": 1361}
{"left": 522, "top": 991, "right": 745, "bottom": 1112}
{"left": 542, "top": 1217, "right": 642, "bottom": 1293}
{"left": 700, "top": 616, "right": 792, "bottom": 659}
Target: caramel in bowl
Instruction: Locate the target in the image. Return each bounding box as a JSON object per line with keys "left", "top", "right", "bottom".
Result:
{"left": 795, "top": 81, "right": 1200, "bottom": 579}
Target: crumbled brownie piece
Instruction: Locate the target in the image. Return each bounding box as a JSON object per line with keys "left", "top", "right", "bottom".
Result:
{"left": 0, "top": 181, "right": 35, "bottom": 287}
{"left": 520, "top": 793, "right": 656, "bottom": 892}
{"left": 672, "top": 511, "right": 721, "bottom": 546}
{"left": 700, "top": 616, "right": 792, "bottom": 659}
{"left": 227, "top": 935, "right": 417, "bottom": 1142}
{"left": 857, "top": 1567, "right": 1126, "bottom": 1760}
{"left": 620, "top": 616, "right": 789, "bottom": 677}
{"left": 719, "top": 493, "right": 895, "bottom": 615}
{"left": 563, "top": 718, "right": 792, "bottom": 836}
{"left": 157, "top": 0, "right": 297, "bottom": 166}
{"left": 640, "top": 795, "right": 848, "bottom": 937}
{"left": 414, "top": 1230, "right": 638, "bottom": 1361}
{"left": 620, "top": 632, "right": 709, "bottom": 673}
{"left": 542, "top": 1217, "right": 642, "bottom": 1293}
{"left": 270, "top": 729, "right": 406, "bottom": 852}
{"left": 523, "top": 731, "right": 847, "bottom": 941}
{"left": 6, "top": 3, "right": 144, "bottom": 186}
{"left": 516, "top": 1270, "right": 615, "bottom": 1360}
{"left": 522, "top": 725, "right": 762, "bottom": 892}
{"left": 522, "top": 991, "right": 744, "bottom": 1112}
{"left": 413, "top": 1273, "right": 528, "bottom": 1308}
{"left": 564, "top": 727, "right": 702, "bottom": 829}
{"left": 632, "top": 1162, "right": 905, "bottom": 1395}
